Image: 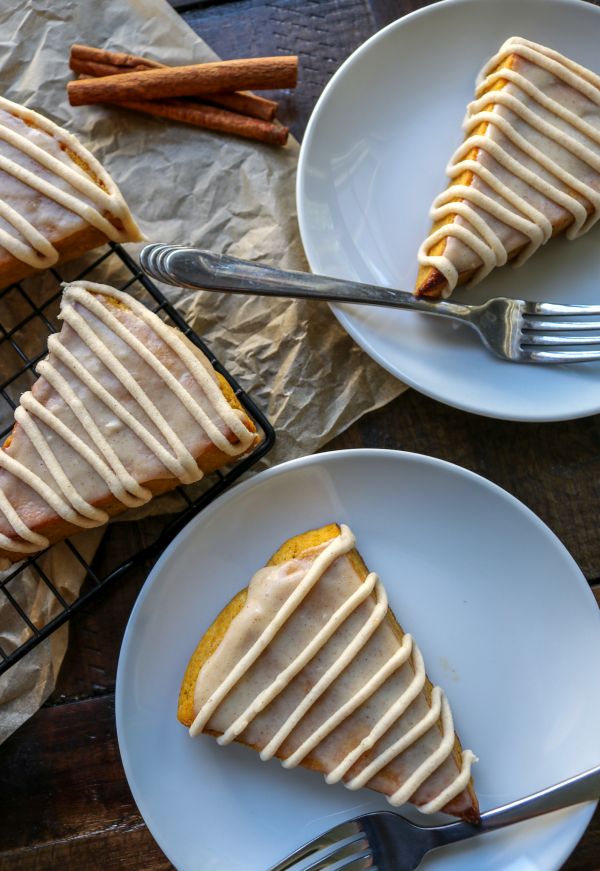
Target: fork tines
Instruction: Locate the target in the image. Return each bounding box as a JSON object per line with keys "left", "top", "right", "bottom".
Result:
{"left": 268, "top": 820, "right": 375, "bottom": 871}
{"left": 520, "top": 300, "right": 600, "bottom": 362}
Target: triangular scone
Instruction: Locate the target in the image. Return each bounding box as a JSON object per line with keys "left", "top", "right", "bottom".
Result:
{"left": 179, "top": 524, "right": 479, "bottom": 822}
{"left": 0, "top": 281, "right": 257, "bottom": 563}
{"left": 415, "top": 37, "right": 600, "bottom": 298}
{"left": 0, "top": 96, "right": 142, "bottom": 287}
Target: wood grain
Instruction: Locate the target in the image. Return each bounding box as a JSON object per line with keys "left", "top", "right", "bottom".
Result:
{"left": 1, "top": 827, "right": 171, "bottom": 871}
{"left": 0, "top": 697, "right": 171, "bottom": 871}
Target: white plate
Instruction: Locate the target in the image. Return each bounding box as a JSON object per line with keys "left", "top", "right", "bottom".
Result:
{"left": 116, "top": 450, "right": 600, "bottom": 871}
{"left": 296, "top": 0, "right": 600, "bottom": 422}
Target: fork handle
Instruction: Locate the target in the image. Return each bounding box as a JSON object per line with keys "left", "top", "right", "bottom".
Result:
{"left": 139, "top": 244, "right": 473, "bottom": 320}
{"left": 479, "top": 762, "right": 600, "bottom": 831}
{"left": 439, "top": 762, "right": 600, "bottom": 847}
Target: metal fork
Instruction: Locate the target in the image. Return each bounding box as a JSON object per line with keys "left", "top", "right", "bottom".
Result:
{"left": 268, "top": 762, "right": 600, "bottom": 871}
{"left": 139, "top": 244, "right": 600, "bottom": 364}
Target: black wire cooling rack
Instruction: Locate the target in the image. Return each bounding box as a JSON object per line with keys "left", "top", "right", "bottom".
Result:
{"left": 0, "top": 242, "right": 274, "bottom": 675}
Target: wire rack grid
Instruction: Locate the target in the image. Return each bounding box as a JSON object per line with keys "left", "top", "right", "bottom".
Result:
{"left": 0, "top": 242, "right": 274, "bottom": 675}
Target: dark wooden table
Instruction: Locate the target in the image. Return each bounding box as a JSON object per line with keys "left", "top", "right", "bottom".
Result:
{"left": 1, "top": 1, "right": 599, "bottom": 868}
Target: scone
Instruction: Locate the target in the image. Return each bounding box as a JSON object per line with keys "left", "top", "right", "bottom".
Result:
{"left": 0, "top": 96, "right": 141, "bottom": 287}
{"left": 416, "top": 37, "right": 600, "bottom": 298}
{"left": 0, "top": 281, "right": 258, "bottom": 563}
{"left": 179, "top": 523, "right": 479, "bottom": 821}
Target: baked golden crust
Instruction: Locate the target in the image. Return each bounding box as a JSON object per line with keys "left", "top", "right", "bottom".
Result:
{"left": 0, "top": 294, "right": 258, "bottom": 562}
{"left": 178, "top": 524, "right": 479, "bottom": 822}
{"left": 0, "top": 226, "right": 109, "bottom": 289}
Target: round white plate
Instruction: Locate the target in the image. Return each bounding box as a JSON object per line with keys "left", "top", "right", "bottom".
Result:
{"left": 296, "top": 0, "right": 600, "bottom": 422}
{"left": 116, "top": 450, "right": 600, "bottom": 871}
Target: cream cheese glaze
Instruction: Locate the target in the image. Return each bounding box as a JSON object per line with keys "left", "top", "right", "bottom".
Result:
{"left": 191, "top": 525, "right": 477, "bottom": 814}
{"left": 0, "top": 97, "right": 140, "bottom": 270}
{"left": 0, "top": 281, "right": 255, "bottom": 556}
{"left": 418, "top": 37, "right": 600, "bottom": 296}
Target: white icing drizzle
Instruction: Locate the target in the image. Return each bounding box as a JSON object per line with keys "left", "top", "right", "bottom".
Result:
{"left": 0, "top": 281, "right": 254, "bottom": 554}
{"left": 286, "top": 629, "right": 413, "bottom": 770}
{"left": 263, "top": 578, "right": 388, "bottom": 762}
{"left": 60, "top": 304, "right": 202, "bottom": 484}
{"left": 0, "top": 488, "right": 47, "bottom": 550}
{"left": 0, "top": 198, "right": 56, "bottom": 267}
{"left": 191, "top": 525, "right": 477, "bottom": 814}
{"left": 344, "top": 678, "right": 442, "bottom": 790}
{"left": 189, "top": 526, "right": 357, "bottom": 737}
{"left": 421, "top": 749, "right": 478, "bottom": 815}
{"left": 418, "top": 37, "right": 600, "bottom": 296}
{"left": 0, "top": 96, "right": 140, "bottom": 268}
{"left": 85, "top": 294, "right": 254, "bottom": 456}
{"left": 325, "top": 641, "right": 428, "bottom": 785}
{"left": 218, "top": 570, "right": 380, "bottom": 749}
{"left": 15, "top": 399, "right": 108, "bottom": 524}
{"left": 35, "top": 359, "right": 150, "bottom": 508}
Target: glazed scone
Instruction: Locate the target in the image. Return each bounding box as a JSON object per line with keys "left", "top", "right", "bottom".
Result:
{"left": 0, "top": 281, "right": 258, "bottom": 563}
{"left": 179, "top": 523, "right": 479, "bottom": 822}
{"left": 416, "top": 37, "right": 600, "bottom": 298}
{"left": 0, "top": 96, "right": 142, "bottom": 287}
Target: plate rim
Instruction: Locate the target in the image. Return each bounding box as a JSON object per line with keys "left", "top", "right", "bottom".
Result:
{"left": 116, "top": 448, "right": 598, "bottom": 871}
{"left": 295, "top": 0, "right": 600, "bottom": 423}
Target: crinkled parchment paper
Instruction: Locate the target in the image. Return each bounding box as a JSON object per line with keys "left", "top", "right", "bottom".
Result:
{"left": 0, "top": 0, "right": 406, "bottom": 743}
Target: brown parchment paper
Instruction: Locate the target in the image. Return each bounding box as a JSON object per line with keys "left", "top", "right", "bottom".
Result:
{"left": 0, "top": 0, "right": 406, "bottom": 744}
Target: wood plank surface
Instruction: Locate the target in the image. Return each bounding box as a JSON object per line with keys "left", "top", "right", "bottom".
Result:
{"left": 1, "top": 1, "right": 599, "bottom": 870}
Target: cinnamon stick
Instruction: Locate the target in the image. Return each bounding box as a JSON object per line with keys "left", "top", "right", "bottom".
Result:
{"left": 71, "top": 44, "right": 163, "bottom": 70}
{"left": 67, "top": 56, "right": 298, "bottom": 107}
{"left": 71, "top": 59, "right": 145, "bottom": 78}
{"left": 69, "top": 55, "right": 278, "bottom": 121}
{"left": 201, "top": 92, "right": 278, "bottom": 123}
{"left": 110, "top": 98, "right": 289, "bottom": 147}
